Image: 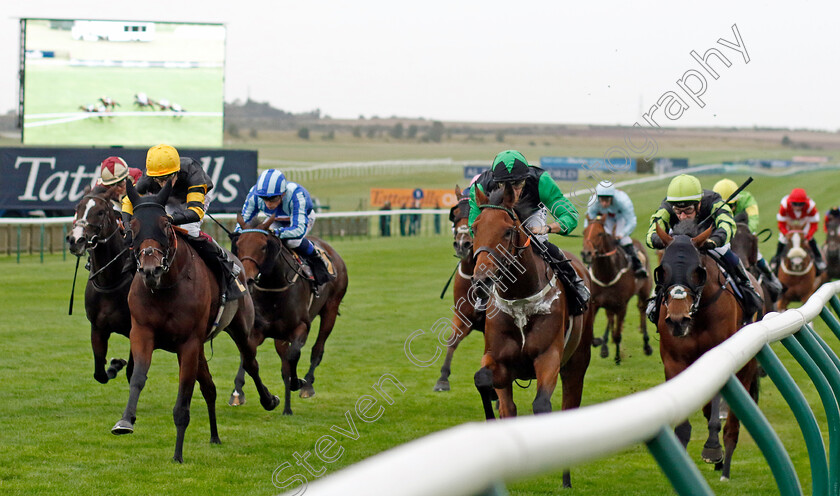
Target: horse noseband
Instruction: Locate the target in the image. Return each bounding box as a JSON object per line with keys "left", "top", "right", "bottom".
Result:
{"left": 136, "top": 246, "right": 171, "bottom": 273}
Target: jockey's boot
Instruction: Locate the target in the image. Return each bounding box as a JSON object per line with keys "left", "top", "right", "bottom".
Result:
{"left": 621, "top": 243, "right": 648, "bottom": 278}
{"left": 645, "top": 288, "right": 662, "bottom": 324}
{"left": 190, "top": 234, "right": 246, "bottom": 301}
{"left": 543, "top": 242, "right": 590, "bottom": 316}
{"left": 770, "top": 241, "right": 785, "bottom": 271}
{"left": 722, "top": 249, "right": 763, "bottom": 319}
{"left": 809, "top": 238, "right": 827, "bottom": 274}
{"left": 755, "top": 257, "right": 783, "bottom": 300}
{"left": 292, "top": 239, "right": 333, "bottom": 293}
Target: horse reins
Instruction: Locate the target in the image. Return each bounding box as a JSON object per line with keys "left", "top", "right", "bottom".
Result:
{"left": 236, "top": 228, "right": 308, "bottom": 291}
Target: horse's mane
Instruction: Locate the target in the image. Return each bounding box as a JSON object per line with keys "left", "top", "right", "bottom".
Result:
{"left": 672, "top": 219, "right": 700, "bottom": 237}
{"left": 487, "top": 185, "right": 528, "bottom": 220}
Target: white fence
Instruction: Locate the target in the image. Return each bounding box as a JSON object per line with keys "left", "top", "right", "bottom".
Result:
{"left": 290, "top": 281, "right": 840, "bottom": 496}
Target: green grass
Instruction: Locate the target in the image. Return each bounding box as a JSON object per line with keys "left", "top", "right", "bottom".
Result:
{"left": 23, "top": 66, "right": 223, "bottom": 147}
{"left": 0, "top": 228, "right": 837, "bottom": 495}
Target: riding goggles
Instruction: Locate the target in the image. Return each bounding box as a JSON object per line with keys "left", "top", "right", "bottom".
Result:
{"left": 259, "top": 194, "right": 282, "bottom": 202}
{"left": 792, "top": 202, "right": 807, "bottom": 208}
{"left": 671, "top": 203, "right": 698, "bottom": 215}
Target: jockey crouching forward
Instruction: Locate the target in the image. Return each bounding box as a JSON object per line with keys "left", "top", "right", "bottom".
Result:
{"left": 234, "top": 169, "right": 333, "bottom": 292}
{"left": 646, "top": 174, "right": 763, "bottom": 322}
{"left": 468, "top": 150, "right": 589, "bottom": 316}
{"left": 585, "top": 181, "right": 647, "bottom": 278}
{"left": 773, "top": 187, "right": 826, "bottom": 274}
{"left": 122, "top": 144, "right": 246, "bottom": 301}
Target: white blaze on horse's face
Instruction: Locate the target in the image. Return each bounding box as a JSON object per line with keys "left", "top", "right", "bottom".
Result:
{"left": 665, "top": 285, "right": 694, "bottom": 337}
{"left": 70, "top": 198, "right": 97, "bottom": 242}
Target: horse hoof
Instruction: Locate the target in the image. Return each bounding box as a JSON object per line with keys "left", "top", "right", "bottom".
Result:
{"left": 643, "top": 345, "right": 653, "bottom": 356}
{"left": 111, "top": 420, "right": 134, "bottom": 435}
{"left": 599, "top": 346, "right": 609, "bottom": 359}
{"left": 591, "top": 337, "right": 603, "bottom": 347}
{"left": 290, "top": 378, "right": 307, "bottom": 392}
{"left": 228, "top": 390, "right": 245, "bottom": 407}
{"left": 433, "top": 380, "right": 450, "bottom": 392}
{"left": 702, "top": 447, "right": 723, "bottom": 464}
{"left": 172, "top": 455, "right": 183, "bottom": 464}
{"left": 262, "top": 395, "right": 280, "bottom": 411}
{"left": 283, "top": 408, "right": 293, "bottom": 416}
{"left": 720, "top": 475, "right": 729, "bottom": 482}
{"left": 299, "top": 385, "right": 316, "bottom": 398}
{"left": 94, "top": 372, "right": 109, "bottom": 384}
{"left": 210, "top": 436, "right": 221, "bottom": 445}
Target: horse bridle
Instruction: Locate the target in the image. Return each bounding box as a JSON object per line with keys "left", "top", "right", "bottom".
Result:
{"left": 472, "top": 204, "right": 531, "bottom": 269}
{"left": 74, "top": 195, "right": 124, "bottom": 248}
{"left": 235, "top": 228, "right": 307, "bottom": 288}
{"left": 135, "top": 225, "right": 177, "bottom": 274}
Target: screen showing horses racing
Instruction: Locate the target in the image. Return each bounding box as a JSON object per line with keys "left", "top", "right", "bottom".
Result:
{"left": 20, "top": 18, "right": 225, "bottom": 147}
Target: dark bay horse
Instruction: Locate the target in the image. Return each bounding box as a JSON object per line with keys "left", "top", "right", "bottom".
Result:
{"left": 582, "top": 215, "right": 652, "bottom": 364}
{"left": 777, "top": 230, "right": 823, "bottom": 310}
{"left": 471, "top": 185, "right": 592, "bottom": 489}
{"left": 112, "top": 181, "right": 279, "bottom": 463}
{"left": 66, "top": 185, "right": 133, "bottom": 384}
{"left": 231, "top": 215, "right": 348, "bottom": 415}
{"left": 730, "top": 222, "right": 776, "bottom": 314}
{"left": 434, "top": 185, "right": 485, "bottom": 392}
{"left": 823, "top": 208, "right": 840, "bottom": 280}
{"left": 654, "top": 222, "right": 759, "bottom": 481}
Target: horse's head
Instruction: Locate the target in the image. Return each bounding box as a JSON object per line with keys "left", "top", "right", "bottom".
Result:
{"left": 827, "top": 208, "right": 840, "bottom": 238}
{"left": 729, "top": 222, "right": 757, "bottom": 267}
{"left": 450, "top": 185, "right": 473, "bottom": 260}
{"left": 654, "top": 221, "right": 711, "bottom": 337}
{"left": 66, "top": 185, "right": 123, "bottom": 256}
{"left": 232, "top": 214, "right": 282, "bottom": 288}
{"left": 470, "top": 184, "right": 530, "bottom": 301}
{"left": 783, "top": 230, "right": 811, "bottom": 272}
{"left": 126, "top": 180, "right": 177, "bottom": 290}
{"left": 581, "top": 215, "right": 614, "bottom": 265}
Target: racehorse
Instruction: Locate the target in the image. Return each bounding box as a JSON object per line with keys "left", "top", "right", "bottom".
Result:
{"left": 730, "top": 222, "right": 776, "bottom": 314}
{"left": 653, "top": 221, "right": 759, "bottom": 481}
{"left": 471, "top": 184, "right": 592, "bottom": 489}
{"left": 582, "top": 215, "right": 652, "bottom": 364}
{"left": 133, "top": 93, "right": 156, "bottom": 110}
{"left": 231, "top": 215, "right": 348, "bottom": 415}
{"left": 434, "top": 185, "right": 485, "bottom": 392}
{"left": 66, "top": 185, "right": 132, "bottom": 384}
{"left": 112, "top": 181, "right": 280, "bottom": 462}
{"left": 822, "top": 208, "right": 840, "bottom": 280}
{"left": 777, "top": 230, "right": 822, "bottom": 310}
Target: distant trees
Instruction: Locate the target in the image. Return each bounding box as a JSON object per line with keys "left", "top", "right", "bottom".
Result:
{"left": 407, "top": 124, "right": 418, "bottom": 139}
{"left": 297, "top": 127, "right": 310, "bottom": 140}
{"left": 422, "top": 121, "right": 445, "bottom": 143}
{"left": 390, "top": 123, "right": 404, "bottom": 139}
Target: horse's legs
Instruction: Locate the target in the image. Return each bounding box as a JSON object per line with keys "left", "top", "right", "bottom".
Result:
{"left": 557, "top": 329, "right": 591, "bottom": 489}
{"left": 229, "top": 331, "right": 266, "bottom": 406}
{"left": 284, "top": 323, "right": 310, "bottom": 393}
{"left": 125, "top": 352, "right": 134, "bottom": 383}
{"left": 612, "top": 307, "right": 626, "bottom": 365}
{"left": 638, "top": 293, "right": 653, "bottom": 355}
{"left": 434, "top": 319, "right": 473, "bottom": 392}
{"left": 496, "top": 385, "right": 516, "bottom": 418}
{"left": 276, "top": 340, "right": 294, "bottom": 415}
{"left": 674, "top": 420, "right": 692, "bottom": 448}
{"left": 172, "top": 340, "right": 200, "bottom": 463}
{"left": 599, "top": 310, "right": 612, "bottom": 359}
{"left": 228, "top": 327, "right": 279, "bottom": 412}
{"left": 195, "top": 350, "right": 220, "bottom": 445}
{"left": 701, "top": 394, "right": 724, "bottom": 465}
{"left": 302, "top": 301, "right": 341, "bottom": 398}
{"left": 91, "top": 328, "right": 110, "bottom": 384}
{"left": 474, "top": 355, "right": 500, "bottom": 420}
{"left": 532, "top": 349, "right": 561, "bottom": 415}
{"left": 112, "top": 327, "right": 154, "bottom": 435}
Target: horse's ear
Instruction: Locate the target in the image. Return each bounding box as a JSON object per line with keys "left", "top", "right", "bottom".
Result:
{"left": 691, "top": 226, "right": 714, "bottom": 248}
{"left": 156, "top": 178, "right": 173, "bottom": 205}
{"left": 257, "top": 215, "right": 276, "bottom": 231}
{"left": 126, "top": 178, "right": 141, "bottom": 206}
{"left": 475, "top": 186, "right": 488, "bottom": 206}
{"left": 236, "top": 214, "right": 246, "bottom": 229}
{"left": 655, "top": 222, "right": 673, "bottom": 246}
{"left": 502, "top": 183, "right": 517, "bottom": 208}
{"left": 455, "top": 185, "right": 462, "bottom": 199}
{"left": 653, "top": 265, "right": 664, "bottom": 285}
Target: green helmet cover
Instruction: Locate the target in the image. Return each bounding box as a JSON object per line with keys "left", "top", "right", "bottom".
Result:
{"left": 491, "top": 150, "right": 530, "bottom": 183}
{"left": 666, "top": 174, "right": 702, "bottom": 203}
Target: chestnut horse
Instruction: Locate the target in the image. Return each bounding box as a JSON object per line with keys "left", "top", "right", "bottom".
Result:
{"left": 66, "top": 185, "right": 132, "bottom": 384}
{"left": 472, "top": 185, "right": 592, "bottom": 489}
{"left": 231, "top": 215, "right": 348, "bottom": 415}
{"left": 434, "top": 185, "right": 485, "bottom": 392}
{"left": 730, "top": 222, "right": 776, "bottom": 315}
{"left": 582, "top": 215, "right": 652, "bottom": 364}
{"left": 654, "top": 221, "right": 759, "bottom": 481}
{"left": 822, "top": 209, "right": 840, "bottom": 280}
{"left": 111, "top": 181, "right": 280, "bottom": 462}
{"left": 777, "top": 230, "right": 823, "bottom": 309}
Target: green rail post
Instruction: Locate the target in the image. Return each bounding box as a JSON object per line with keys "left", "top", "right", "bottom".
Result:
{"left": 720, "top": 374, "right": 802, "bottom": 496}
{"left": 830, "top": 295, "right": 840, "bottom": 319}
{"left": 782, "top": 334, "right": 840, "bottom": 494}
{"left": 16, "top": 224, "right": 20, "bottom": 264}
{"left": 822, "top": 306, "right": 840, "bottom": 342}
{"left": 646, "top": 426, "right": 714, "bottom": 496}
{"left": 40, "top": 224, "right": 44, "bottom": 263}
{"left": 809, "top": 316, "right": 840, "bottom": 374}
{"left": 62, "top": 224, "right": 67, "bottom": 261}
{"left": 756, "top": 344, "right": 828, "bottom": 496}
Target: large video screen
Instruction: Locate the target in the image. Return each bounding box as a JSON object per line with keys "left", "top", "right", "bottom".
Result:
{"left": 21, "top": 19, "right": 225, "bottom": 147}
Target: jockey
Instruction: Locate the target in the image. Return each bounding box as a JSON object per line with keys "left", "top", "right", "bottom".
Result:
{"left": 774, "top": 187, "right": 826, "bottom": 273}
{"left": 585, "top": 181, "right": 647, "bottom": 278}
{"left": 713, "top": 178, "right": 783, "bottom": 297}
{"left": 468, "top": 150, "right": 589, "bottom": 316}
{"left": 96, "top": 156, "right": 142, "bottom": 210}
{"left": 647, "top": 174, "right": 763, "bottom": 321}
{"left": 122, "top": 144, "right": 245, "bottom": 301}
{"left": 234, "top": 168, "right": 332, "bottom": 288}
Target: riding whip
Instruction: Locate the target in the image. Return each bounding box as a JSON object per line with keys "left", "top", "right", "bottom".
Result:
{"left": 69, "top": 256, "right": 81, "bottom": 315}
{"left": 440, "top": 260, "right": 460, "bottom": 299}
{"left": 205, "top": 212, "right": 233, "bottom": 236}
{"left": 698, "top": 176, "right": 753, "bottom": 230}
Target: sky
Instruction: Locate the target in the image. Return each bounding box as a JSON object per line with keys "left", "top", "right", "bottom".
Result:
{"left": 2, "top": 1, "right": 840, "bottom": 130}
